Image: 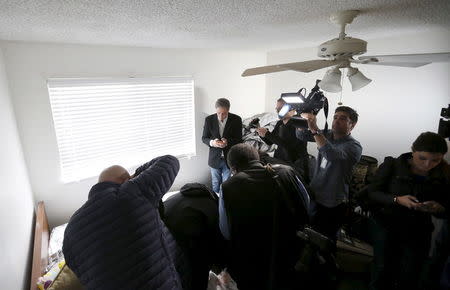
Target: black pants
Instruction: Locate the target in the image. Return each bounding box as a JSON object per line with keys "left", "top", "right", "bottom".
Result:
{"left": 312, "top": 202, "right": 347, "bottom": 241}
{"left": 368, "top": 217, "right": 430, "bottom": 290}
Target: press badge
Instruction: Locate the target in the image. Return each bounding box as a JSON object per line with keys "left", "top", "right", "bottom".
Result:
{"left": 320, "top": 158, "right": 328, "bottom": 169}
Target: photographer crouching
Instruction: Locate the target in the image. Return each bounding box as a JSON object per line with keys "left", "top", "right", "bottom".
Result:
{"left": 297, "top": 106, "right": 362, "bottom": 242}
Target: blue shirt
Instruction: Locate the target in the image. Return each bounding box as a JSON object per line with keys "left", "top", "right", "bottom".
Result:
{"left": 297, "top": 131, "right": 362, "bottom": 207}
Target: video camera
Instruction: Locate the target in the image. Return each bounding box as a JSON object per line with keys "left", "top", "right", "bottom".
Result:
{"left": 278, "top": 80, "right": 327, "bottom": 129}
{"left": 295, "top": 227, "right": 336, "bottom": 273}
{"left": 438, "top": 104, "right": 450, "bottom": 140}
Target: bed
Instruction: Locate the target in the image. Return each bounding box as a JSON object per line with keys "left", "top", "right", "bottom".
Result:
{"left": 30, "top": 201, "right": 49, "bottom": 290}
{"left": 30, "top": 201, "right": 83, "bottom": 290}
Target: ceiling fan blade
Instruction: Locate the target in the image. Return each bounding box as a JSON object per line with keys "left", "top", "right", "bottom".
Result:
{"left": 360, "top": 61, "right": 432, "bottom": 68}
{"left": 242, "top": 60, "right": 340, "bottom": 77}
{"left": 359, "top": 52, "right": 450, "bottom": 68}
{"left": 241, "top": 64, "right": 292, "bottom": 77}
{"left": 283, "top": 60, "right": 342, "bottom": 72}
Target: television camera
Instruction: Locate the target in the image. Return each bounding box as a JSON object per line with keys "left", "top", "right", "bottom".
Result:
{"left": 278, "top": 80, "right": 328, "bottom": 129}
{"left": 438, "top": 104, "right": 450, "bottom": 140}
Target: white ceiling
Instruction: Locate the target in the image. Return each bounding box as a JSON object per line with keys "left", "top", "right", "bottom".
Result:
{"left": 0, "top": 0, "right": 449, "bottom": 50}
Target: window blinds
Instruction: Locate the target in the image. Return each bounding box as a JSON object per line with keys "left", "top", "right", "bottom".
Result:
{"left": 47, "top": 77, "right": 195, "bottom": 183}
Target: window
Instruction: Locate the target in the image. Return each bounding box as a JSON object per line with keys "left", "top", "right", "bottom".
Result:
{"left": 47, "top": 77, "right": 195, "bottom": 183}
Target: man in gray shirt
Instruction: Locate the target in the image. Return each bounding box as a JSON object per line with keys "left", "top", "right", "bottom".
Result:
{"left": 297, "top": 106, "right": 362, "bottom": 241}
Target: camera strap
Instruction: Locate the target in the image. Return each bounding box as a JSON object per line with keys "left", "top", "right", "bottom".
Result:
{"left": 323, "top": 97, "right": 329, "bottom": 133}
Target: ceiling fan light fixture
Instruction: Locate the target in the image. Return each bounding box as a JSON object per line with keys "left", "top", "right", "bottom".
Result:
{"left": 319, "top": 67, "right": 342, "bottom": 93}
{"left": 347, "top": 67, "right": 372, "bottom": 91}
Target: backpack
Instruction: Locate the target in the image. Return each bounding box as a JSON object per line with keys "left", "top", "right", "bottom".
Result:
{"left": 265, "top": 164, "right": 337, "bottom": 288}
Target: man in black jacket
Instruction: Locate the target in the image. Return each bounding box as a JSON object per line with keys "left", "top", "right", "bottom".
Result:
{"left": 202, "top": 98, "right": 242, "bottom": 193}
{"left": 257, "top": 98, "right": 309, "bottom": 182}
{"left": 162, "top": 183, "right": 226, "bottom": 290}
{"left": 63, "top": 155, "right": 184, "bottom": 290}
{"left": 219, "top": 143, "right": 310, "bottom": 290}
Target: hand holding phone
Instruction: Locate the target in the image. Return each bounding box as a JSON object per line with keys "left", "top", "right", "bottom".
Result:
{"left": 213, "top": 139, "right": 222, "bottom": 147}
{"left": 415, "top": 201, "right": 445, "bottom": 214}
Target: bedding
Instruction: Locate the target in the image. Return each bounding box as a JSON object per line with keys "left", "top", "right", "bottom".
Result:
{"left": 37, "top": 260, "right": 83, "bottom": 290}
{"left": 36, "top": 222, "right": 84, "bottom": 290}
{"left": 48, "top": 223, "right": 67, "bottom": 257}
{"left": 47, "top": 264, "right": 84, "bottom": 290}
{"left": 37, "top": 260, "right": 65, "bottom": 290}
{"left": 242, "top": 112, "right": 278, "bottom": 153}
{"left": 45, "top": 223, "right": 67, "bottom": 273}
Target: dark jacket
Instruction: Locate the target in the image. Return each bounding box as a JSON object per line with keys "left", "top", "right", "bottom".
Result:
{"left": 262, "top": 119, "right": 309, "bottom": 181}
{"left": 262, "top": 119, "right": 308, "bottom": 164}
{"left": 221, "top": 161, "right": 310, "bottom": 290}
{"left": 162, "top": 183, "right": 226, "bottom": 290}
{"left": 367, "top": 153, "right": 450, "bottom": 235}
{"left": 63, "top": 155, "right": 183, "bottom": 290}
{"left": 202, "top": 112, "right": 242, "bottom": 168}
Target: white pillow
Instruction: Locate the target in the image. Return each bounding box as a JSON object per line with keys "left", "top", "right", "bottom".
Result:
{"left": 48, "top": 223, "right": 68, "bottom": 256}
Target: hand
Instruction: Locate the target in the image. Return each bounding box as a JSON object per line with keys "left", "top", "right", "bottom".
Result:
{"left": 212, "top": 138, "right": 223, "bottom": 148}
{"left": 396, "top": 195, "right": 421, "bottom": 210}
{"left": 287, "top": 110, "right": 297, "bottom": 118}
{"left": 256, "top": 127, "right": 268, "bottom": 137}
{"left": 415, "top": 201, "right": 445, "bottom": 214}
{"left": 120, "top": 173, "right": 131, "bottom": 184}
{"left": 215, "top": 139, "right": 226, "bottom": 148}
{"left": 220, "top": 138, "right": 228, "bottom": 147}
{"left": 300, "top": 113, "right": 319, "bottom": 132}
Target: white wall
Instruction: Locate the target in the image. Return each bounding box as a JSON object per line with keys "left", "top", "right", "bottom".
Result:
{"left": 0, "top": 46, "right": 35, "bottom": 289}
{"left": 266, "top": 31, "right": 450, "bottom": 163}
{"left": 2, "top": 30, "right": 448, "bottom": 233}
{"left": 1, "top": 41, "right": 266, "bottom": 226}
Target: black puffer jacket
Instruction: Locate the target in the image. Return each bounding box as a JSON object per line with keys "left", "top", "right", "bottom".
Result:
{"left": 63, "top": 155, "right": 183, "bottom": 290}
{"left": 367, "top": 153, "right": 450, "bottom": 234}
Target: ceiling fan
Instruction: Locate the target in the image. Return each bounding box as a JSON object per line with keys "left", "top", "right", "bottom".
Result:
{"left": 242, "top": 10, "right": 450, "bottom": 92}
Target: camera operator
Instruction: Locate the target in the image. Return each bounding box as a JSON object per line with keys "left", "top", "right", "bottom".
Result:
{"left": 296, "top": 106, "right": 362, "bottom": 241}
{"left": 256, "top": 98, "right": 310, "bottom": 182}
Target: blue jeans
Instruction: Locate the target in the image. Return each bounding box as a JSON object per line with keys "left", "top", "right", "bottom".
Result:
{"left": 210, "top": 159, "right": 230, "bottom": 193}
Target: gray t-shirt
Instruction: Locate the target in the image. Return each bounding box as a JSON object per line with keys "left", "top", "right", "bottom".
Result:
{"left": 298, "top": 131, "right": 362, "bottom": 207}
